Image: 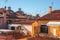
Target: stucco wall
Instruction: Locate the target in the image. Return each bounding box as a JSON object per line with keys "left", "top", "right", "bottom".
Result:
{"left": 32, "top": 20, "right": 60, "bottom": 37}
{"left": 38, "top": 20, "right": 60, "bottom": 37}
{"left": 22, "top": 25, "right": 32, "bottom": 34}
{"left": 0, "top": 18, "right": 7, "bottom": 29}
{"left": 49, "top": 26, "right": 60, "bottom": 37}
{"left": 8, "top": 24, "right": 32, "bottom": 35}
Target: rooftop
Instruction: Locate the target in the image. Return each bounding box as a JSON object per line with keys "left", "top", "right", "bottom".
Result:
{"left": 39, "top": 10, "right": 60, "bottom": 20}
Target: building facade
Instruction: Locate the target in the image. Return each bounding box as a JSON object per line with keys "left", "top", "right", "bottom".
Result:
{"left": 32, "top": 6, "right": 60, "bottom": 38}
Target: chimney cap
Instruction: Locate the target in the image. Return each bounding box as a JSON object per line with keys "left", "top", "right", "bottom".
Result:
{"left": 8, "top": 6, "right": 11, "bottom": 10}
{"left": 48, "top": 6, "right": 52, "bottom": 13}
{"left": 49, "top": 6, "right": 52, "bottom": 8}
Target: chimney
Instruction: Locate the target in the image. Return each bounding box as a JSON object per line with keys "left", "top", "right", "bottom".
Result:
{"left": 8, "top": 7, "right": 11, "bottom": 10}
{"left": 4, "top": 6, "right": 6, "bottom": 9}
{"left": 18, "top": 8, "right": 21, "bottom": 11}
{"left": 48, "top": 6, "right": 52, "bottom": 13}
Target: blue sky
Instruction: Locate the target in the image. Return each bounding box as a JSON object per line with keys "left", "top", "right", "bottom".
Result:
{"left": 0, "top": 0, "right": 60, "bottom": 16}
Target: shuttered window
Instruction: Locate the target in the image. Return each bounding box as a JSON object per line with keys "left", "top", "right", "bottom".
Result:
{"left": 40, "top": 25, "right": 48, "bottom": 34}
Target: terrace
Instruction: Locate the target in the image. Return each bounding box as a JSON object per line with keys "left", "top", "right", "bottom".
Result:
{"left": 27, "top": 34, "right": 59, "bottom": 40}
{"left": 0, "top": 29, "right": 31, "bottom": 40}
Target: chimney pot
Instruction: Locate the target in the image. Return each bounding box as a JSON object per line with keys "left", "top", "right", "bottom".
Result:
{"left": 49, "top": 6, "right": 52, "bottom": 13}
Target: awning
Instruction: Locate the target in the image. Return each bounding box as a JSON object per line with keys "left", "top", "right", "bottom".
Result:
{"left": 47, "top": 22, "right": 60, "bottom": 26}
{"left": 8, "top": 24, "right": 21, "bottom": 27}
{"left": 0, "top": 29, "right": 13, "bottom": 32}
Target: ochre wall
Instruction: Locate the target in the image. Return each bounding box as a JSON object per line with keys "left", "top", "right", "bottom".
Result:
{"left": 32, "top": 21, "right": 39, "bottom": 36}
{"left": 32, "top": 20, "right": 60, "bottom": 37}
{"left": 49, "top": 26, "right": 60, "bottom": 37}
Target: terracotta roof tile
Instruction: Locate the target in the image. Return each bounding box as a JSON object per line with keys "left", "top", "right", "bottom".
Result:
{"left": 9, "top": 20, "right": 35, "bottom": 24}
{"left": 17, "top": 16, "right": 27, "bottom": 19}
{"left": 12, "top": 20, "right": 35, "bottom": 24}
{"left": 39, "top": 10, "right": 60, "bottom": 20}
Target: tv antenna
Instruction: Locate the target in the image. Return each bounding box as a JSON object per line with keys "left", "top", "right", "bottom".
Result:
{"left": 51, "top": 1, "right": 54, "bottom": 7}
{"left": 4, "top": 0, "right": 8, "bottom": 9}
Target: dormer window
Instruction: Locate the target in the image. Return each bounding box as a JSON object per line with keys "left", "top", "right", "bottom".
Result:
{"left": 0, "top": 12, "right": 2, "bottom": 14}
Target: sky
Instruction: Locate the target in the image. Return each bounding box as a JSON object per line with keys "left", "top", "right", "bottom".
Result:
{"left": 0, "top": 0, "right": 60, "bottom": 16}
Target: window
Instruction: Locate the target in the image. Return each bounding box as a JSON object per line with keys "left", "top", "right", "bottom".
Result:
{"left": 40, "top": 25, "right": 48, "bottom": 34}
{"left": 7, "top": 20, "right": 12, "bottom": 24}
{"left": 0, "top": 12, "right": 2, "bottom": 14}
{"left": 11, "top": 27, "right": 15, "bottom": 30}
{"left": 0, "top": 12, "right": 3, "bottom": 17}
{"left": 17, "top": 26, "right": 21, "bottom": 30}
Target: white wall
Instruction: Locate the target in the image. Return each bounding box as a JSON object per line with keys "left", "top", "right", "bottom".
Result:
{"left": 8, "top": 24, "right": 32, "bottom": 35}
{"left": 22, "top": 25, "right": 32, "bottom": 34}
{"left": 8, "top": 24, "right": 22, "bottom": 30}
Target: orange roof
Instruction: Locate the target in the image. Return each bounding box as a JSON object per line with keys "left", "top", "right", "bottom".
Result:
{"left": 17, "top": 16, "right": 27, "bottom": 19}
{"left": 0, "top": 8, "right": 7, "bottom": 13}
{"left": 12, "top": 20, "right": 35, "bottom": 25}
{"left": 39, "top": 10, "right": 60, "bottom": 20}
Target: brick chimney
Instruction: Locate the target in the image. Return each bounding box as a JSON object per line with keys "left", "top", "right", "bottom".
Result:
{"left": 48, "top": 6, "right": 52, "bottom": 13}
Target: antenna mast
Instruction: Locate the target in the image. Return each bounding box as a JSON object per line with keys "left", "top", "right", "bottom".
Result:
{"left": 5, "top": 0, "right": 8, "bottom": 9}
{"left": 51, "top": 1, "right": 54, "bottom": 7}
